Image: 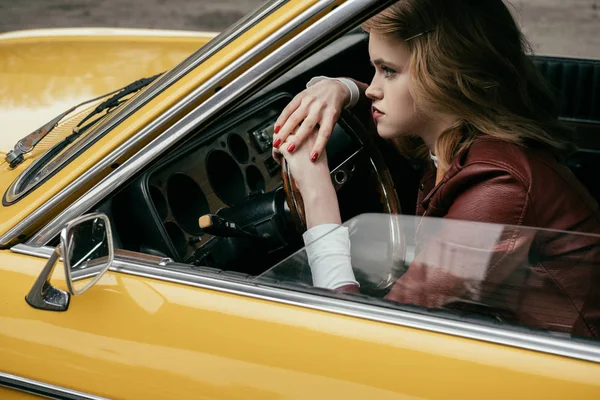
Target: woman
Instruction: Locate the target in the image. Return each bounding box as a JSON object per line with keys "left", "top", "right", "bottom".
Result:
{"left": 273, "top": 1, "right": 600, "bottom": 337}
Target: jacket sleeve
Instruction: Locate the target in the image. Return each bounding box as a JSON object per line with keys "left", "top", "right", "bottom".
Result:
{"left": 434, "top": 163, "right": 530, "bottom": 225}
{"left": 385, "top": 164, "right": 535, "bottom": 309}
{"left": 307, "top": 164, "right": 535, "bottom": 312}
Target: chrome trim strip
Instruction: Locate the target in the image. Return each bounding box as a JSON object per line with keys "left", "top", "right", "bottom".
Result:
{"left": 12, "top": 243, "right": 600, "bottom": 363}
{"left": 10, "top": 245, "right": 171, "bottom": 267}
{"left": 0, "top": 0, "right": 287, "bottom": 232}
{"left": 11, "top": 243, "right": 55, "bottom": 258}
{"left": 0, "top": 371, "right": 108, "bottom": 400}
{"left": 25, "top": 0, "right": 385, "bottom": 247}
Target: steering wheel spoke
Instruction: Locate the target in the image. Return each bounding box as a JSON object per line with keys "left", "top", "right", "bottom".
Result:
{"left": 329, "top": 148, "right": 365, "bottom": 192}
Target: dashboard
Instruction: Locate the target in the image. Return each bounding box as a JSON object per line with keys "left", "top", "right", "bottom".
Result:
{"left": 106, "top": 30, "right": 405, "bottom": 274}
{"left": 149, "top": 94, "right": 288, "bottom": 252}
{"left": 112, "top": 94, "right": 295, "bottom": 267}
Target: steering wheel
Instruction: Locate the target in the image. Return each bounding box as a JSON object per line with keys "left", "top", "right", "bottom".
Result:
{"left": 280, "top": 111, "right": 406, "bottom": 291}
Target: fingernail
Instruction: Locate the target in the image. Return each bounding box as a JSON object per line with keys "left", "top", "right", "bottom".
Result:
{"left": 287, "top": 143, "right": 296, "bottom": 153}
{"left": 310, "top": 152, "right": 319, "bottom": 162}
{"left": 273, "top": 138, "right": 282, "bottom": 148}
{"left": 274, "top": 125, "right": 281, "bottom": 134}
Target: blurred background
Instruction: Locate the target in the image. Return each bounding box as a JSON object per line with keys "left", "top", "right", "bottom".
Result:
{"left": 0, "top": 0, "right": 598, "bottom": 59}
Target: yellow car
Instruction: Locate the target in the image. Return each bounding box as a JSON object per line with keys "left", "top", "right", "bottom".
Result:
{"left": 1, "top": 1, "right": 599, "bottom": 399}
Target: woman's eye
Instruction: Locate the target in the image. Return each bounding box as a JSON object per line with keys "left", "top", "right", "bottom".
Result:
{"left": 382, "top": 66, "right": 397, "bottom": 78}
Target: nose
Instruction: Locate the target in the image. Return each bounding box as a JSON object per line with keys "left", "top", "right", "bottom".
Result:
{"left": 365, "top": 76, "right": 382, "bottom": 101}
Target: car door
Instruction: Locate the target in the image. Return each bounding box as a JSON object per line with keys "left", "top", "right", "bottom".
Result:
{"left": 3, "top": 219, "right": 600, "bottom": 399}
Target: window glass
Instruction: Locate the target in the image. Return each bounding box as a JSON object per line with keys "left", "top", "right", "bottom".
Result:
{"left": 258, "top": 214, "right": 600, "bottom": 341}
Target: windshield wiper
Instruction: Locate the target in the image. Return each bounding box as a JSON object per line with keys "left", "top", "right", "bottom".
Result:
{"left": 5, "top": 72, "right": 163, "bottom": 169}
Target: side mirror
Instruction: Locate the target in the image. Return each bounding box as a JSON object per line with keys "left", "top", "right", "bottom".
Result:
{"left": 25, "top": 213, "right": 114, "bottom": 311}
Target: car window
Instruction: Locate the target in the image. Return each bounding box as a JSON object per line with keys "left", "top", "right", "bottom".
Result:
{"left": 258, "top": 213, "right": 600, "bottom": 341}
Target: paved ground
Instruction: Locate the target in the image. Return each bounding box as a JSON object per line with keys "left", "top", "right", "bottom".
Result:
{"left": 0, "top": 0, "right": 598, "bottom": 58}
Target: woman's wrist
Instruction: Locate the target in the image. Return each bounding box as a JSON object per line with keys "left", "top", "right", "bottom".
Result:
{"left": 301, "top": 181, "right": 341, "bottom": 229}
{"left": 306, "top": 76, "right": 360, "bottom": 109}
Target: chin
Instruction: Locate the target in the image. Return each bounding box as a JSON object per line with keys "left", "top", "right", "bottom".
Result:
{"left": 376, "top": 125, "right": 404, "bottom": 140}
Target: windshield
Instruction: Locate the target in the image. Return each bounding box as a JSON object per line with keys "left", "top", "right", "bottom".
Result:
{"left": 258, "top": 214, "right": 600, "bottom": 341}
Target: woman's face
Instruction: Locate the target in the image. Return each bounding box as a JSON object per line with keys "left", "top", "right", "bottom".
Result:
{"left": 366, "top": 33, "right": 419, "bottom": 139}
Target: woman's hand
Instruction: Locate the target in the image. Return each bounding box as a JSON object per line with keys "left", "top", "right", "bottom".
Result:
{"left": 278, "top": 127, "right": 341, "bottom": 228}
{"left": 272, "top": 78, "right": 350, "bottom": 162}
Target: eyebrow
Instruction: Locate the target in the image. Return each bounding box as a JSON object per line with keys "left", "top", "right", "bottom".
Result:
{"left": 370, "top": 58, "right": 400, "bottom": 69}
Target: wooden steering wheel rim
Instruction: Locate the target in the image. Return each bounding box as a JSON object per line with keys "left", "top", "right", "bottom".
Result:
{"left": 281, "top": 113, "right": 402, "bottom": 234}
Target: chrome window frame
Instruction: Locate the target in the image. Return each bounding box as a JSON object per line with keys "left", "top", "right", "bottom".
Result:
{"left": 11, "top": 243, "right": 600, "bottom": 364}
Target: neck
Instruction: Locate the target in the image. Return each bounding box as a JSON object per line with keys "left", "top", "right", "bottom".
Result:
{"left": 418, "top": 113, "right": 459, "bottom": 154}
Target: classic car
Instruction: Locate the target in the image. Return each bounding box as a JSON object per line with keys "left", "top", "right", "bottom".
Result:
{"left": 1, "top": 0, "right": 599, "bottom": 398}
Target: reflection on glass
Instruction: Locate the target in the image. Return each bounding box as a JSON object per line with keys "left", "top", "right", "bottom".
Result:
{"left": 258, "top": 214, "right": 600, "bottom": 341}
{"left": 66, "top": 217, "right": 110, "bottom": 293}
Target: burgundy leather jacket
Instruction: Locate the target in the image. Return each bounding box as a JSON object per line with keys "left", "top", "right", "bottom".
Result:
{"left": 347, "top": 137, "right": 600, "bottom": 338}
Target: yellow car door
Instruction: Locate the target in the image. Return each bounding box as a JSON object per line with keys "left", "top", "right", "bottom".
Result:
{"left": 2, "top": 221, "right": 600, "bottom": 399}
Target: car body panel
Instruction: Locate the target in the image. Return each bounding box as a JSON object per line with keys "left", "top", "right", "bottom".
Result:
{"left": 0, "top": 0, "right": 331, "bottom": 240}
{"left": 0, "top": 28, "right": 217, "bottom": 150}
{"left": 1, "top": 250, "right": 599, "bottom": 399}
{"left": 0, "top": 387, "right": 40, "bottom": 399}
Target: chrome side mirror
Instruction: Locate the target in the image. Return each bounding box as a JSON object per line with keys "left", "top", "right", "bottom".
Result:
{"left": 25, "top": 213, "right": 114, "bottom": 311}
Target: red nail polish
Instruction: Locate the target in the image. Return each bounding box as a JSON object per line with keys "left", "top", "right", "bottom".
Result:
{"left": 310, "top": 152, "right": 319, "bottom": 162}
{"left": 287, "top": 143, "right": 296, "bottom": 153}
{"left": 274, "top": 125, "right": 281, "bottom": 134}
{"left": 273, "top": 138, "right": 282, "bottom": 148}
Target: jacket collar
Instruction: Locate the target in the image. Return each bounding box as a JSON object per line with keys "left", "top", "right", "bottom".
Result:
{"left": 420, "top": 146, "right": 469, "bottom": 210}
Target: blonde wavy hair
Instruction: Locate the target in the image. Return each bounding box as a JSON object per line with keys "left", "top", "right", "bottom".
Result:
{"left": 362, "top": 0, "right": 574, "bottom": 170}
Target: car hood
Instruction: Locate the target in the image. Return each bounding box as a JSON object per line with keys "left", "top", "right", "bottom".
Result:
{"left": 0, "top": 28, "right": 215, "bottom": 153}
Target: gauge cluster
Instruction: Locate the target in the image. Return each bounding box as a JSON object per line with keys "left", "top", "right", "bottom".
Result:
{"left": 112, "top": 94, "right": 291, "bottom": 262}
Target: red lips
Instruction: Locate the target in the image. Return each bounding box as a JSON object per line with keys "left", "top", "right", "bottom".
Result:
{"left": 372, "top": 105, "right": 384, "bottom": 120}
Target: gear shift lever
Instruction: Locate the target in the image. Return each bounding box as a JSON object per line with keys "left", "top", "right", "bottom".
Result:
{"left": 198, "top": 214, "right": 258, "bottom": 238}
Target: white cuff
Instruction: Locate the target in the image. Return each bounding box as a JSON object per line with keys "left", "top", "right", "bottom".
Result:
{"left": 306, "top": 76, "right": 360, "bottom": 109}
{"left": 302, "top": 224, "right": 358, "bottom": 290}
{"left": 429, "top": 152, "right": 438, "bottom": 168}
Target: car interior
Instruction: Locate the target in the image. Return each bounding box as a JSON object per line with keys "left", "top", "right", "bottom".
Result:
{"left": 92, "top": 28, "right": 600, "bottom": 286}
